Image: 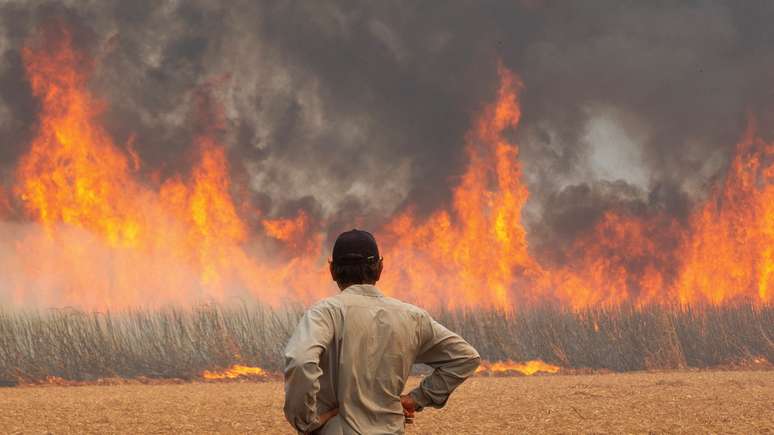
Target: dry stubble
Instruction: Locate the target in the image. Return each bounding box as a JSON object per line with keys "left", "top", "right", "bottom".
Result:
{"left": 0, "top": 371, "right": 772, "bottom": 434}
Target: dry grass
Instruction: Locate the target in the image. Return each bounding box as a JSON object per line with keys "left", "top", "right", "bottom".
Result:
{"left": 1, "top": 303, "right": 771, "bottom": 384}
{"left": 0, "top": 371, "right": 771, "bottom": 434}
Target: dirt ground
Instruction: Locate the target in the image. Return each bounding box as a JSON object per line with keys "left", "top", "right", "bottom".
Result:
{"left": 0, "top": 370, "right": 772, "bottom": 434}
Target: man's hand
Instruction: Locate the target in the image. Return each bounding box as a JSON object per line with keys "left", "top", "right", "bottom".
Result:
{"left": 304, "top": 408, "right": 338, "bottom": 434}
{"left": 318, "top": 408, "right": 339, "bottom": 426}
{"left": 400, "top": 395, "right": 417, "bottom": 424}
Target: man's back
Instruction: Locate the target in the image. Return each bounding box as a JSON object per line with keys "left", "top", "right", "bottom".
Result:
{"left": 284, "top": 284, "right": 480, "bottom": 435}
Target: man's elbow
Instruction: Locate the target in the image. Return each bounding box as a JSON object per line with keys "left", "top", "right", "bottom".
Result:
{"left": 283, "top": 355, "right": 298, "bottom": 375}
{"left": 284, "top": 354, "right": 322, "bottom": 380}
{"left": 465, "top": 352, "right": 481, "bottom": 376}
{"left": 283, "top": 350, "right": 317, "bottom": 378}
{"left": 456, "top": 343, "right": 481, "bottom": 378}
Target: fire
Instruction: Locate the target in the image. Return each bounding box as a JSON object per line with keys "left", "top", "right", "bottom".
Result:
{"left": 379, "top": 65, "right": 540, "bottom": 309}
{"left": 379, "top": 64, "right": 772, "bottom": 309}
{"left": 546, "top": 211, "right": 682, "bottom": 308}
{"left": 2, "top": 25, "right": 772, "bottom": 310}
{"left": 201, "top": 365, "right": 268, "bottom": 380}
{"left": 675, "top": 121, "right": 774, "bottom": 304}
{"left": 263, "top": 210, "right": 312, "bottom": 250}
{"left": 6, "top": 25, "right": 325, "bottom": 308}
{"left": 475, "top": 360, "right": 560, "bottom": 376}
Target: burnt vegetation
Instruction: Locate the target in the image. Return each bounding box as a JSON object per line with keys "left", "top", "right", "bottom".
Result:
{"left": 0, "top": 303, "right": 771, "bottom": 385}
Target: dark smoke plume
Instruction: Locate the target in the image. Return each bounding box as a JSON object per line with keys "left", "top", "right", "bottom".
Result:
{"left": 1, "top": 0, "right": 773, "bottom": 248}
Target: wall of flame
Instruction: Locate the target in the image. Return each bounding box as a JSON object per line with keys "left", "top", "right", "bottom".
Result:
{"left": 1, "top": 27, "right": 771, "bottom": 310}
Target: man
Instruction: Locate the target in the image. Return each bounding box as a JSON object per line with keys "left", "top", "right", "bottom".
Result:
{"left": 283, "top": 229, "right": 481, "bottom": 435}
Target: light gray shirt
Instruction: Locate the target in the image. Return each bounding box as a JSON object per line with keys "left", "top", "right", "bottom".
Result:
{"left": 283, "top": 284, "right": 481, "bottom": 435}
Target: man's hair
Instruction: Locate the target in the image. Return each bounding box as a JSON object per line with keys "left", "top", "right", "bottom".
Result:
{"left": 330, "top": 229, "right": 381, "bottom": 287}
{"left": 332, "top": 259, "right": 381, "bottom": 287}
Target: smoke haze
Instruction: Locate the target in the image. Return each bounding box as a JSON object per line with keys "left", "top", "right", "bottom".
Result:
{"left": 1, "top": 1, "right": 773, "bottom": 291}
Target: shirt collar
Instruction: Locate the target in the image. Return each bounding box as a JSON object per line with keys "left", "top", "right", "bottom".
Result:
{"left": 343, "top": 284, "right": 384, "bottom": 298}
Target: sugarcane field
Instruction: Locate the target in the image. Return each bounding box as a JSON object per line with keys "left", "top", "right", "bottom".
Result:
{"left": 0, "top": 1, "right": 772, "bottom": 434}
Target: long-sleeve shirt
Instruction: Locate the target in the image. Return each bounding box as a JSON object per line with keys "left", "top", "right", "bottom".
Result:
{"left": 283, "top": 284, "right": 481, "bottom": 435}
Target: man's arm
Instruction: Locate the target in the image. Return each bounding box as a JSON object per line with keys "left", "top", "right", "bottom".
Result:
{"left": 283, "top": 304, "right": 336, "bottom": 433}
{"left": 407, "top": 313, "right": 481, "bottom": 411}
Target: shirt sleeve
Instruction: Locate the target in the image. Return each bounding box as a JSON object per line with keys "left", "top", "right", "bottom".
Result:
{"left": 283, "top": 303, "right": 335, "bottom": 433}
{"left": 409, "top": 312, "right": 481, "bottom": 411}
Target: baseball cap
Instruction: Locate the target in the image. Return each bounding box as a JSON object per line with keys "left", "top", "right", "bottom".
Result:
{"left": 332, "top": 229, "right": 380, "bottom": 265}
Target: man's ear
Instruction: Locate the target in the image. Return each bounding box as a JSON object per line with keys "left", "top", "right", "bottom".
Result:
{"left": 374, "top": 258, "right": 384, "bottom": 282}
{"left": 329, "top": 261, "right": 337, "bottom": 282}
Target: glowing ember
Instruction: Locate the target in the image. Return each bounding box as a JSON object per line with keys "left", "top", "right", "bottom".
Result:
{"left": 201, "top": 365, "right": 267, "bottom": 380}
{"left": 475, "top": 360, "right": 561, "bottom": 376}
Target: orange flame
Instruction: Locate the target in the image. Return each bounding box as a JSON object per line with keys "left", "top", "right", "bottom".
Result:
{"left": 263, "top": 210, "right": 312, "bottom": 250}
{"left": 7, "top": 25, "right": 324, "bottom": 308}
{"left": 379, "top": 65, "right": 540, "bottom": 309}
{"left": 201, "top": 365, "right": 268, "bottom": 380}
{"left": 475, "top": 360, "right": 560, "bottom": 376}
{"left": 379, "top": 64, "right": 772, "bottom": 309}
{"left": 545, "top": 211, "right": 682, "bottom": 308}
{"left": 2, "top": 25, "right": 772, "bottom": 311}
{"left": 675, "top": 121, "right": 774, "bottom": 304}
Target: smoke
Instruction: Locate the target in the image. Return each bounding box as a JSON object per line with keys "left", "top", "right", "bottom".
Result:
{"left": 1, "top": 0, "right": 773, "bottom": 248}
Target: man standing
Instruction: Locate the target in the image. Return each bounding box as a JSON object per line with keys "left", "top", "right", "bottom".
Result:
{"left": 283, "top": 229, "right": 481, "bottom": 435}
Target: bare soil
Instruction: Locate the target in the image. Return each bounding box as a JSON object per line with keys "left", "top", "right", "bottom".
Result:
{"left": 0, "top": 371, "right": 772, "bottom": 434}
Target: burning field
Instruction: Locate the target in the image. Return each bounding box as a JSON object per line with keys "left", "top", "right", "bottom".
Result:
{"left": 1, "top": 302, "right": 771, "bottom": 385}
{"left": 1, "top": 20, "right": 772, "bottom": 311}
{"left": 0, "top": 2, "right": 772, "bottom": 410}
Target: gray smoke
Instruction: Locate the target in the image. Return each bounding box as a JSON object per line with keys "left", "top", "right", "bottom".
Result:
{"left": 1, "top": 0, "right": 772, "bottom": 251}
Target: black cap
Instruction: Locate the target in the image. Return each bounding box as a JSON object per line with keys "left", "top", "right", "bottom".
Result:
{"left": 332, "top": 229, "right": 380, "bottom": 265}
